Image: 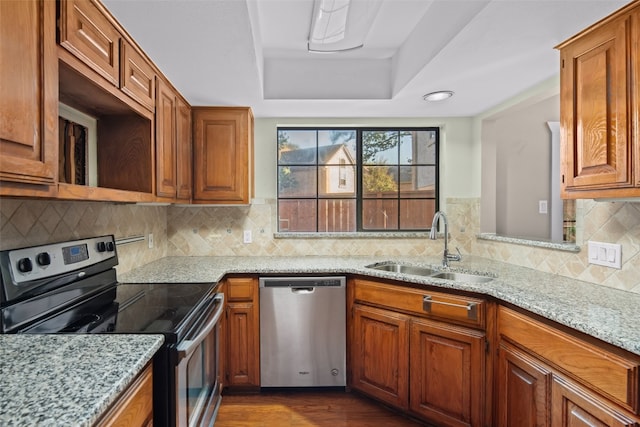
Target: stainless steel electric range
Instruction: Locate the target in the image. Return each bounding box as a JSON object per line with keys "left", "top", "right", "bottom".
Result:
{"left": 0, "top": 235, "right": 224, "bottom": 427}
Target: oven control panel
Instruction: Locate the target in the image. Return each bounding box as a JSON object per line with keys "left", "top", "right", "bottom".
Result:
{"left": 4, "top": 235, "right": 117, "bottom": 284}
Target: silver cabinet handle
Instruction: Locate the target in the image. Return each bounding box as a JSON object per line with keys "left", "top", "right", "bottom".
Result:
{"left": 423, "top": 295, "right": 478, "bottom": 320}
{"left": 177, "top": 293, "right": 224, "bottom": 359}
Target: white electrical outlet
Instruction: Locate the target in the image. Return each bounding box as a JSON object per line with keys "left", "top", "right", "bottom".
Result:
{"left": 243, "top": 230, "right": 252, "bottom": 244}
{"left": 538, "top": 200, "right": 548, "bottom": 214}
{"left": 587, "top": 241, "right": 621, "bottom": 269}
{"left": 148, "top": 233, "right": 154, "bottom": 249}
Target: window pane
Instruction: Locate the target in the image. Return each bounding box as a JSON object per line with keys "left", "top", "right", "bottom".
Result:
{"left": 318, "top": 199, "right": 356, "bottom": 232}
{"left": 278, "top": 166, "right": 316, "bottom": 197}
{"left": 362, "top": 131, "right": 398, "bottom": 165}
{"left": 400, "top": 199, "right": 435, "bottom": 229}
{"left": 362, "top": 199, "right": 398, "bottom": 230}
{"left": 319, "top": 165, "right": 356, "bottom": 196}
{"left": 278, "top": 130, "right": 317, "bottom": 165}
{"left": 363, "top": 165, "right": 398, "bottom": 198}
{"left": 277, "top": 126, "right": 438, "bottom": 233}
{"left": 318, "top": 130, "right": 356, "bottom": 165}
{"left": 399, "top": 166, "right": 436, "bottom": 198}
{"left": 399, "top": 130, "right": 436, "bottom": 165}
{"left": 278, "top": 200, "right": 317, "bottom": 232}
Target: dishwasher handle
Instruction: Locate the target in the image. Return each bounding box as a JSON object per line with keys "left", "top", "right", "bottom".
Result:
{"left": 291, "top": 287, "right": 315, "bottom": 294}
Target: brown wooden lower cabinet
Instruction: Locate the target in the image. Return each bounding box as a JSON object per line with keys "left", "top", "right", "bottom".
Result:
{"left": 497, "top": 306, "right": 640, "bottom": 427}
{"left": 409, "top": 318, "right": 485, "bottom": 427}
{"left": 349, "top": 278, "right": 488, "bottom": 427}
{"left": 496, "top": 339, "right": 552, "bottom": 427}
{"left": 224, "top": 276, "right": 260, "bottom": 389}
{"left": 552, "top": 376, "right": 639, "bottom": 427}
{"left": 351, "top": 304, "right": 410, "bottom": 410}
{"left": 96, "top": 362, "right": 153, "bottom": 427}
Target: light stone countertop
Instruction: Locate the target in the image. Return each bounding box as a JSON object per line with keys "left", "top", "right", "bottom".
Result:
{"left": 0, "top": 334, "right": 163, "bottom": 427}
{"left": 119, "top": 255, "right": 640, "bottom": 356}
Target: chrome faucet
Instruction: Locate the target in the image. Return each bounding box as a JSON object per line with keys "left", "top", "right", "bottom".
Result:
{"left": 429, "top": 211, "right": 462, "bottom": 267}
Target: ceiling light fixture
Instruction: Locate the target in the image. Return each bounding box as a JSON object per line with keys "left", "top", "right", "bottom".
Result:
{"left": 308, "top": 0, "right": 382, "bottom": 53}
{"left": 423, "top": 91, "right": 454, "bottom": 101}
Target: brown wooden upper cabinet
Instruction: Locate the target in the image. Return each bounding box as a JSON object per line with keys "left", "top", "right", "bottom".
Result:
{"left": 556, "top": 1, "right": 640, "bottom": 199}
{"left": 121, "top": 40, "right": 156, "bottom": 112}
{"left": 192, "top": 107, "right": 254, "bottom": 204}
{"left": 58, "top": 0, "right": 156, "bottom": 114}
{"left": 59, "top": 0, "right": 120, "bottom": 87}
{"left": 156, "top": 78, "right": 192, "bottom": 201}
{"left": 0, "top": 0, "right": 58, "bottom": 197}
{"left": 56, "top": 0, "right": 161, "bottom": 202}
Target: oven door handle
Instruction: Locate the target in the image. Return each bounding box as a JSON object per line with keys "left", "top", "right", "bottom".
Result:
{"left": 176, "top": 293, "right": 224, "bottom": 359}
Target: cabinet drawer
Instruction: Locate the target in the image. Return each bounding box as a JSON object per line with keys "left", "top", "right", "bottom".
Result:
{"left": 498, "top": 306, "right": 640, "bottom": 413}
{"left": 227, "top": 277, "right": 256, "bottom": 302}
{"left": 59, "top": 0, "right": 120, "bottom": 86}
{"left": 353, "top": 279, "right": 485, "bottom": 329}
{"left": 120, "top": 40, "right": 155, "bottom": 111}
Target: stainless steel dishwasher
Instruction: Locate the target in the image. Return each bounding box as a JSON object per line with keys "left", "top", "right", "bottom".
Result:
{"left": 259, "top": 276, "right": 346, "bottom": 388}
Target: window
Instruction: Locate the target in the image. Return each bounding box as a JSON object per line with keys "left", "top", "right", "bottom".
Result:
{"left": 277, "top": 128, "right": 438, "bottom": 233}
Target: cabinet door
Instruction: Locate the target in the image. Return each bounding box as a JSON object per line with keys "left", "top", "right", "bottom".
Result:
{"left": 409, "top": 318, "right": 485, "bottom": 427}
{"left": 155, "top": 79, "right": 177, "bottom": 198}
{"left": 225, "top": 277, "right": 260, "bottom": 388}
{"left": 559, "top": 11, "right": 633, "bottom": 193}
{"left": 226, "top": 302, "right": 260, "bottom": 388}
{"left": 175, "top": 97, "right": 192, "bottom": 201}
{"left": 496, "top": 340, "right": 552, "bottom": 427}
{"left": 351, "top": 304, "right": 410, "bottom": 410}
{"left": 192, "top": 107, "right": 253, "bottom": 204}
{"left": 121, "top": 40, "right": 155, "bottom": 112}
{"left": 59, "top": 0, "right": 120, "bottom": 86}
{"left": 551, "top": 376, "right": 638, "bottom": 427}
{"left": 0, "top": 0, "right": 57, "bottom": 190}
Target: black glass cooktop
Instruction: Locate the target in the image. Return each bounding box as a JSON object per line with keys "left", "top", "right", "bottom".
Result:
{"left": 112, "top": 282, "right": 216, "bottom": 341}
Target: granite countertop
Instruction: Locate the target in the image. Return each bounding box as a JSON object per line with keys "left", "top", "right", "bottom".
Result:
{"left": 119, "top": 255, "right": 640, "bottom": 357}
{"left": 0, "top": 334, "right": 163, "bottom": 427}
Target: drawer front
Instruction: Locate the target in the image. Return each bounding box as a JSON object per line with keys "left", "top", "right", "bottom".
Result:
{"left": 498, "top": 306, "right": 640, "bottom": 413}
{"left": 59, "top": 0, "right": 120, "bottom": 86}
{"left": 227, "top": 277, "right": 256, "bottom": 302}
{"left": 120, "top": 40, "right": 155, "bottom": 111}
{"left": 353, "top": 279, "right": 485, "bottom": 329}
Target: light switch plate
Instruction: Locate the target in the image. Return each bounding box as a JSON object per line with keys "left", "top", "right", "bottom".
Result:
{"left": 587, "top": 241, "right": 621, "bottom": 269}
{"left": 243, "top": 230, "right": 252, "bottom": 244}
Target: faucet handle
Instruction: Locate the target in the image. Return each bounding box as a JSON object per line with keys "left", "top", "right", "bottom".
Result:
{"left": 447, "top": 247, "right": 462, "bottom": 262}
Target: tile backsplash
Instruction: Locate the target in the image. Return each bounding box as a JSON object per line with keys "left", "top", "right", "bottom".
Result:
{"left": 0, "top": 199, "right": 167, "bottom": 274}
{"left": 1, "top": 197, "right": 638, "bottom": 293}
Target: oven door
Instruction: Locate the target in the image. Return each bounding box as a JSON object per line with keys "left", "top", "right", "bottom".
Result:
{"left": 175, "top": 293, "right": 224, "bottom": 427}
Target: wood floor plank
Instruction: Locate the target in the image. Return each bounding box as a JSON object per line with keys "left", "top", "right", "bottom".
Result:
{"left": 215, "top": 390, "right": 427, "bottom": 426}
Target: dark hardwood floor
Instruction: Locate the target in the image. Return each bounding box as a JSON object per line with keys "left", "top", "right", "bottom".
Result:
{"left": 215, "top": 390, "right": 427, "bottom": 426}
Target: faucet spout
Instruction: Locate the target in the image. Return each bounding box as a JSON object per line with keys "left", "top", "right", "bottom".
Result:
{"left": 430, "top": 211, "right": 461, "bottom": 267}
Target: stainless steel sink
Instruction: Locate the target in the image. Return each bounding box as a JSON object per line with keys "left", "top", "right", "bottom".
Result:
{"left": 430, "top": 271, "right": 494, "bottom": 283}
{"left": 366, "top": 262, "right": 495, "bottom": 283}
{"left": 366, "top": 262, "right": 437, "bottom": 277}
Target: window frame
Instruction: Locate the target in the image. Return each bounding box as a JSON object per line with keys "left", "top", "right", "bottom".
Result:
{"left": 276, "top": 126, "right": 439, "bottom": 233}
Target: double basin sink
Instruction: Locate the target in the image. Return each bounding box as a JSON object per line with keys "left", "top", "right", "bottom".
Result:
{"left": 366, "top": 261, "right": 495, "bottom": 284}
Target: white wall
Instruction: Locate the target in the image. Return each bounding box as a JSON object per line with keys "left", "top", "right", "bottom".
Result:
{"left": 253, "top": 116, "right": 479, "bottom": 212}
{"left": 476, "top": 75, "right": 560, "bottom": 238}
